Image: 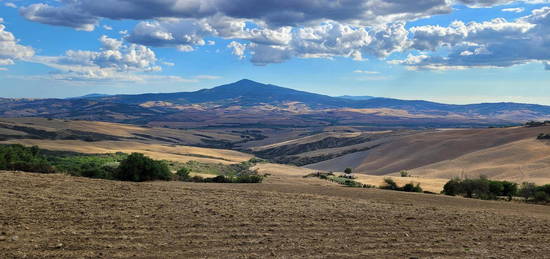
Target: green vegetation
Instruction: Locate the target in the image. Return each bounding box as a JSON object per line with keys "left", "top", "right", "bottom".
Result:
{"left": 170, "top": 159, "right": 260, "bottom": 176}
{"left": 115, "top": 153, "right": 172, "bottom": 182}
{"left": 537, "top": 133, "right": 550, "bottom": 140}
{"left": 442, "top": 176, "right": 518, "bottom": 201}
{"left": 0, "top": 144, "right": 54, "bottom": 173}
{"left": 344, "top": 168, "right": 353, "bottom": 174}
{"left": 380, "top": 178, "right": 423, "bottom": 193}
{"left": 518, "top": 182, "right": 550, "bottom": 203}
{"left": 0, "top": 144, "right": 264, "bottom": 184}
{"left": 175, "top": 158, "right": 265, "bottom": 183}
{"left": 526, "top": 121, "right": 550, "bottom": 127}
{"left": 304, "top": 172, "right": 375, "bottom": 188}
{"left": 48, "top": 152, "right": 127, "bottom": 179}
{"left": 400, "top": 171, "right": 410, "bottom": 177}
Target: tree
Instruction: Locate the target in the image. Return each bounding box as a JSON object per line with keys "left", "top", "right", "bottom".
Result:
{"left": 115, "top": 153, "right": 171, "bottom": 182}
{"left": 442, "top": 177, "right": 463, "bottom": 196}
{"left": 344, "top": 168, "right": 353, "bottom": 174}
{"left": 501, "top": 181, "right": 518, "bottom": 201}
{"left": 519, "top": 182, "right": 537, "bottom": 200}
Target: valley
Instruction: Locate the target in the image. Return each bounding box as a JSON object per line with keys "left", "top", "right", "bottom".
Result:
{"left": 1, "top": 115, "right": 550, "bottom": 193}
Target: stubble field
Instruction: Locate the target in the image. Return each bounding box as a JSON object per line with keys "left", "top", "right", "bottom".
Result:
{"left": 2, "top": 170, "right": 550, "bottom": 258}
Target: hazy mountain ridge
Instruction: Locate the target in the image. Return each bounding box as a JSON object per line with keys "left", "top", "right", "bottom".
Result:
{"left": 2, "top": 79, "right": 550, "bottom": 127}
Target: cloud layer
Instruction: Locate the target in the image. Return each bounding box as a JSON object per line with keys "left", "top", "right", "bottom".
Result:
{"left": 393, "top": 7, "right": 550, "bottom": 70}
{"left": 0, "top": 19, "right": 34, "bottom": 69}
{"left": 13, "top": 0, "right": 550, "bottom": 71}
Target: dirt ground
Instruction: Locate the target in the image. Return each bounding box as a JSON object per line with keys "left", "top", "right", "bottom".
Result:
{"left": 2, "top": 170, "right": 550, "bottom": 258}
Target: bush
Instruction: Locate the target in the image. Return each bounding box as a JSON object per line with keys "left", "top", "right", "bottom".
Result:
{"left": 442, "top": 177, "right": 518, "bottom": 200}
{"left": 380, "top": 178, "right": 423, "bottom": 193}
{"left": 0, "top": 144, "right": 55, "bottom": 173}
{"left": 381, "top": 178, "right": 399, "bottom": 190}
{"left": 344, "top": 168, "right": 353, "bottom": 174}
{"left": 519, "top": 182, "right": 537, "bottom": 200}
{"left": 534, "top": 191, "right": 549, "bottom": 202}
{"left": 400, "top": 171, "right": 410, "bottom": 177}
{"left": 115, "top": 153, "right": 171, "bottom": 182}
{"left": 402, "top": 183, "right": 423, "bottom": 193}
{"left": 176, "top": 167, "right": 191, "bottom": 181}
{"left": 442, "top": 177, "right": 462, "bottom": 196}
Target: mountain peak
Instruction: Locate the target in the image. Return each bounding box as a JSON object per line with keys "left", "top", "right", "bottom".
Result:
{"left": 235, "top": 79, "right": 260, "bottom": 84}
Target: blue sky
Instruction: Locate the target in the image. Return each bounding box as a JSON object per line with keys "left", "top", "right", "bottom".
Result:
{"left": 1, "top": 0, "right": 550, "bottom": 104}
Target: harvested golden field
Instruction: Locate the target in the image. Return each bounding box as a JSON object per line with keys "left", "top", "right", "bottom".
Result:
{"left": 2, "top": 171, "right": 550, "bottom": 258}
{"left": 0, "top": 139, "right": 252, "bottom": 164}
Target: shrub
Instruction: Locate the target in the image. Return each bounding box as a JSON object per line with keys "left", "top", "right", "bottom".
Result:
{"left": 0, "top": 144, "right": 55, "bottom": 173}
{"left": 402, "top": 183, "right": 423, "bottom": 193}
{"left": 381, "top": 178, "right": 399, "bottom": 190}
{"left": 400, "top": 171, "right": 410, "bottom": 177}
{"left": 519, "top": 182, "right": 537, "bottom": 200}
{"left": 115, "top": 153, "right": 171, "bottom": 182}
{"left": 176, "top": 167, "right": 191, "bottom": 181}
{"left": 233, "top": 174, "right": 263, "bottom": 183}
{"left": 442, "top": 177, "right": 518, "bottom": 200}
{"left": 534, "top": 191, "right": 549, "bottom": 202}
{"left": 344, "top": 168, "right": 353, "bottom": 174}
{"left": 442, "top": 177, "right": 462, "bottom": 196}
{"left": 380, "top": 178, "right": 422, "bottom": 192}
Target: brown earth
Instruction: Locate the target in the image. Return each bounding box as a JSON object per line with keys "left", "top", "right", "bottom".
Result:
{"left": 2, "top": 170, "right": 550, "bottom": 258}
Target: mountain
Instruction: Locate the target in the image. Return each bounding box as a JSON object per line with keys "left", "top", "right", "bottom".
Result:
{"left": 68, "top": 93, "right": 111, "bottom": 99}
{"left": 96, "top": 79, "right": 354, "bottom": 108}
{"left": 1, "top": 79, "right": 550, "bottom": 128}
{"left": 338, "top": 95, "right": 375, "bottom": 101}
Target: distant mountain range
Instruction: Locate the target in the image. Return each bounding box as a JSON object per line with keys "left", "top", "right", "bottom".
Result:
{"left": 1, "top": 79, "right": 549, "bottom": 128}
{"left": 337, "top": 95, "right": 375, "bottom": 101}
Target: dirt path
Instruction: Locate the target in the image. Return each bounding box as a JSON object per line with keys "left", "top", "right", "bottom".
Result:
{"left": 2, "top": 171, "right": 550, "bottom": 258}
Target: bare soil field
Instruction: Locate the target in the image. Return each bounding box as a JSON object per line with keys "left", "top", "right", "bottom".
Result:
{"left": 2, "top": 170, "right": 550, "bottom": 258}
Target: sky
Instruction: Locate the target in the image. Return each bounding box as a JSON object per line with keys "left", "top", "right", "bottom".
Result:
{"left": 1, "top": 0, "right": 550, "bottom": 104}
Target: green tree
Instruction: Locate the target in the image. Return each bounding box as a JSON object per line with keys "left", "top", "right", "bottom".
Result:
{"left": 344, "top": 168, "right": 353, "bottom": 174}
{"left": 115, "top": 153, "right": 171, "bottom": 182}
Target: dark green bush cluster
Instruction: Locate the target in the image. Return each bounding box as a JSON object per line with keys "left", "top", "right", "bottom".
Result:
{"left": 180, "top": 173, "right": 264, "bottom": 183}
{"left": 380, "top": 178, "right": 423, "bottom": 193}
{"left": 305, "top": 172, "right": 375, "bottom": 188}
{"left": 526, "top": 121, "right": 550, "bottom": 127}
{"left": 115, "top": 153, "right": 171, "bottom": 182}
{"left": 442, "top": 177, "right": 518, "bottom": 200}
{"left": 537, "top": 133, "right": 550, "bottom": 140}
{"left": 518, "top": 182, "right": 550, "bottom": 202}
{"left": 54, "top": 151, "right": 170, "bottom": 182}
{"left": 0, "top": 144, "right": 55, "bottom": 173}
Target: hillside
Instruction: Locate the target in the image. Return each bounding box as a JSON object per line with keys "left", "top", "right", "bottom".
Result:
{"left": 1, "top": 80, "right": 550, "bottom": 127}
{"left": 409, "top": 138, "right": 550, "bottom": 183}
{"left": 0, "top": 118, "right": 252, "bottom": 164}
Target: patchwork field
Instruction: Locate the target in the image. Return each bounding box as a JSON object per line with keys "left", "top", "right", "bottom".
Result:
{"left": 2, "top": 171, "right": 550, "bottom": 258}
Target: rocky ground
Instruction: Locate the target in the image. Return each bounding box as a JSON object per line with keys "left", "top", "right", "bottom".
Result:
{"left": 2, "top": 170, "right": 550, "bottom": 258}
